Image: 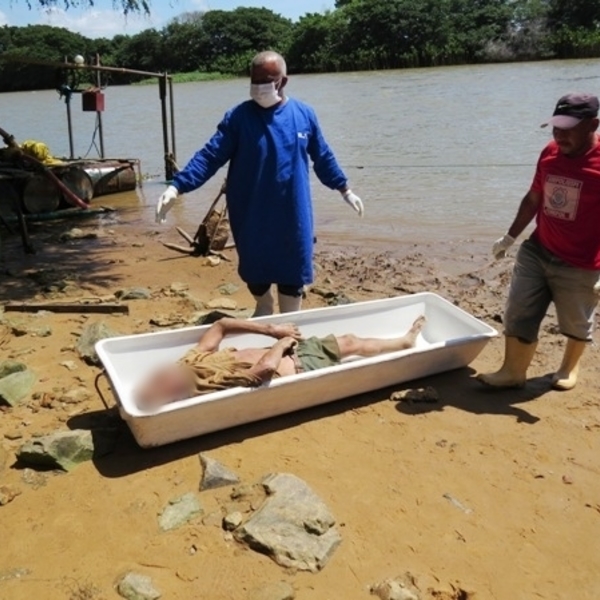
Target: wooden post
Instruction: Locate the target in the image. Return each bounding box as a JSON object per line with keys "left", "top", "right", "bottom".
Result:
{"left": 96, "top": 53, "right": 105, "bottom": 158}
{"left": 168, "top": 76, "right": 177, "bottom": 170}
{"left": 159, "top": 73, "right": 172, "bottom": 181}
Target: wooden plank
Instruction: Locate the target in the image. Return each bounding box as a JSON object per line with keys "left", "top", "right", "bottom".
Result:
{"left": 4, "top": 303, "right": 129, "bottom": 315}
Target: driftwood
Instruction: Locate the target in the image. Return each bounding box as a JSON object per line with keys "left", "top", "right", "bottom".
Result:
{"left": 162, "top": 180, "right": 232, "bottom": 260}
{"left": 5, "top": 303, "right": 129, "bottom": 315}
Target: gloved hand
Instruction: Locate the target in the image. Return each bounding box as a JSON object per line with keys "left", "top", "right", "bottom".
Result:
{"left": 155, "top": 185, "right": 179, "bottom": 224}
{"left": 594, "top": 280, "right": 600, "bottom": 298}
{"left": 492, "top": 233, "right": 515, "bottom": 260}
{"left": 342, "top": 189, "right": 364, "bottom": 217}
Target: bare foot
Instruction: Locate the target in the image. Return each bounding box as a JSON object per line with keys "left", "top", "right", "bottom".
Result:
{"left": 404, "top": 315, "right": 426, "bottom": 347}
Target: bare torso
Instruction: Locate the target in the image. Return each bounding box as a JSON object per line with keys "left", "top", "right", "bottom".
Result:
{"left": 230, "top": 347, "right": 297, "bottom": 377}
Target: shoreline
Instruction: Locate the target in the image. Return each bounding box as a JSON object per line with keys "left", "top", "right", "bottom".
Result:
{"left": 1, "top": 210, "right": 599, "bottom": 599}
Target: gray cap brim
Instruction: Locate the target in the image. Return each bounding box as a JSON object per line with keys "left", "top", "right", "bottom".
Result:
{"left": 540, "top": 115, "right": 582, "bottom": 129}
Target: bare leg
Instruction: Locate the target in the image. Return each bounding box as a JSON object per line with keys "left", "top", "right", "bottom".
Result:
{"left": 336, "top": 315, "right": 426, "bottom": 359}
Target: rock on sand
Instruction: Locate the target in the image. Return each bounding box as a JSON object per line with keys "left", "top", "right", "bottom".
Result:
{"left": 0, "top": 368, "right": 37, "bottom": 407}
{"left": 17, "top": 429, "right": 117, "bottom": 471}
{"left": 247, "top": 581, "right": 295, "bottom": 600}
{"left": 199, "top": 453, "right": 240, "bottom": 491}
{"left": 117, "top": 572, "right": 161, "bottom": 600}
{"left": 234, "top": 473, "right": 342, "bottom": 572}
{"left": 158, "top": 492, "right": 203, "bottom": 532}
{"left": 76, "top": 321, "right": 119, "bottom": 365}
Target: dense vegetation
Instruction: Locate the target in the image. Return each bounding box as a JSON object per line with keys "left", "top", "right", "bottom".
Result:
{"left": 1, "top": 0, "right": 600, "bottom": 92}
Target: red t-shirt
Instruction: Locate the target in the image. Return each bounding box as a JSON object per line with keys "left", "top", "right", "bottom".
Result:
{"left": 530, "top": 138, "right": 600, "bottom": 269}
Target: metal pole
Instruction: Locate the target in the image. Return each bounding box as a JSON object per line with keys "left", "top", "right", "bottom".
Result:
{"left": 66, "top": 96, "right": 75, "bottom": 159}
{"left": 159, "top": 73, "right": 172, "bottom": 181}
{"left": 96, "top": 54, "right": 105, "bottom": 158}
{"left": 168, "top": 75, "right": 177, "bottom": 169}
{"left": 64, "top": 56, "right": 75, "bottom": 159}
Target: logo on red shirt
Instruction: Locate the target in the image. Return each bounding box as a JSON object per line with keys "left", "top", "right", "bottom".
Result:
{"left": 543, "top": 175, "right": 582, "bottom": 221}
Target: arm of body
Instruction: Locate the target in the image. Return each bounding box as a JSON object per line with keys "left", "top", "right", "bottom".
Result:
{"left": 493, "top": 190, "right": 542, "bottom": 259}
{"left": 246, "top": 337, "right": 298, "bottom": 383}
{"left": 195, "top": 318, "right": 302, "bottom": 353}
{"left": 307, "top": 110, "right": 348, "bottom": 191}
{"left": 508, "top": 190, "right": 542, "bottom": 238}
{"left": 172, "top": 113, "right": 238, "bottom": 194}
{"left": 306, "top": 117, "right": 364, "bottom": 216}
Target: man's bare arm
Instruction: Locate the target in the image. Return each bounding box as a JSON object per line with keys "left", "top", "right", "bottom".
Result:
{"left": 246, "top": 337, "right": 298, "bottom": 383}
{"left": 196, "top": 318, "right": 301, "bottom": 352}
{"left": 507, "top": 190, "right": 542, "bottom": 239}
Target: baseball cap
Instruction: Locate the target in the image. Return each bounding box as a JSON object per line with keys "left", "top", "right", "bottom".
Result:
{"left": 541, "top": 92, "right": 599, "bottom": 129}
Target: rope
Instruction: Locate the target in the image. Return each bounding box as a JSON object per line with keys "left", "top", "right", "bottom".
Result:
{"left": 83, "top": 113, "right": 102, "bottom": 158}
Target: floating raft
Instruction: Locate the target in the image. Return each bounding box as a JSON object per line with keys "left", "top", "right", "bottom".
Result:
{"left": 0, "top": 158, "right": 138, "bottom": 217}
{"left": 96, "top": 293, "right": 498, "bottom": 448}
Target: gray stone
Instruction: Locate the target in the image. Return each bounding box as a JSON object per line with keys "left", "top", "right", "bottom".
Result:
{"left": 60, "top": 228, "right": 98, "bottom": 241}
{"left": 59, "top": 388, "right": 91, "bottom": 404}
{"left": 76, "top": 321, "right": 119, "bottom": 365}
{"left": 327, "top": 293, "right": 354, "bottom": 306}
{"left": 30, "top": 326, "right": 52, "bottom": 338}
{"left": 60, "top": 360, "right": 78, "bottom": 371}
{"left": 116, "top": 287, "right": 152, "bottom": 300}
{"left": 234, "top": 473, "right": 342, "bottom": 572}
{"left": 370, "top": 574, "right": 421, "bottom": 600}
{"left": 0, "top": 369, "right": 37, "bottom": 406}
{"left": 218, "top": 283, "right": 240, "bottom": 296}
{"left": 169, "top": 282, "right": 189, "bottom": 294}
{"left": 247, "top": 581, "right": 295, "bottom": 600}
{"left": 117, "top": 572, "right": 161, "bottom": 600}
{"left": 17, "top": 428, "right": 117, "bottom": 471}
{"left": 158, "top": 492, "right": 202, "bottom": 531}
{"left": 391, "top": 387, "right": 439, "bottom": 404}
{"left": 207, "top": 298, "right": 238, "bottom": 310}
{"left": 21, "top": 468, "right": 47, "bottom": 489}
{"left": 199, "top": 454, "right": 240, "bottom": 491}
{"left": 223, "top": 511, "right": 243, "bottom": 531}
{"left": 0, "top": 360, "right": 26, "bottom": 380}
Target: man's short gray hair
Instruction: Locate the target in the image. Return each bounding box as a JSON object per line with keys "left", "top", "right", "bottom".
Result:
{"left": 251, "top": 51, "right": 287, "bottom": 76}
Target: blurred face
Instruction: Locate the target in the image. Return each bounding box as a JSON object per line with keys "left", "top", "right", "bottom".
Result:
{"left": 552, "top": 117, "right": 599, "bottom": 157}
{"left": 135, "top": 365, "right": 194, "bottom": 410}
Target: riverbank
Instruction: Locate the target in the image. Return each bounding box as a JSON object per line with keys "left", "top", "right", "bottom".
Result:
{"left": 0, "top": 214, "right": 599, "bottom": 599}
{"left": 133, "top": 71, "right": 236, "bottom": 85}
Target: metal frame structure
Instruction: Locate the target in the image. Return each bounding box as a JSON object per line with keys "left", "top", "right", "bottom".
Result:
{"left": 0, "top": 55, "right": 178, "bottom": 181}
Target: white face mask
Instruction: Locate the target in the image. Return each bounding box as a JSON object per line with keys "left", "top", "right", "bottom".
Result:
{"left": 250, "top": 81, "right": 282, "bottom": 108}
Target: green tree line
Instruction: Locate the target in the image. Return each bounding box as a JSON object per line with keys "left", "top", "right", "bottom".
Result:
{"left": 1, "top": 0, "right": 600, "bottom": 92}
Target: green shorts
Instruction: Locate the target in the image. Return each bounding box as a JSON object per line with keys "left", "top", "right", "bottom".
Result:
{"left": 295, "top": 335, "right": 341, "bottom": 372}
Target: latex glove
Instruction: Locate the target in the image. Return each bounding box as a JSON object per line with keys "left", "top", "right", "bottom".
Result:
{"left": 492, "top": 233, "right": 515, "bottom": 260}
{"left": 155, "top": 185, "right": 179, "bottom": 224}
{"left": 342, "top": 189, "right": 364, "bottom": 217}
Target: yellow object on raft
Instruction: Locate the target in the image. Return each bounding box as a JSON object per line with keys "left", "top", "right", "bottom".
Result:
{"left": 20, "top": 140, "right": 65, "bottom": 166}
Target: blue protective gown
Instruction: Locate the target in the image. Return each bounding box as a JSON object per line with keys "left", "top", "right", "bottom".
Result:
{"left": 172, "top": 97, "right": 348, "bottom": 286}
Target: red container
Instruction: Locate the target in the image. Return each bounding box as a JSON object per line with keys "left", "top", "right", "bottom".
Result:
{"left": 82, "top": 91, "right": 105, "bottom": 112}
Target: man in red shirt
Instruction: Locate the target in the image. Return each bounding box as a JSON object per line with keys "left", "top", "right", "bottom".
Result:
{"left": 478, "top": 93, "right": 600, "bottom": 390}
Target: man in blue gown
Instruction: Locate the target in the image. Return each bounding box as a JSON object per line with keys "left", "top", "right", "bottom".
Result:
{"left": 156, "top": 51, "right": 364, "bottom": 316}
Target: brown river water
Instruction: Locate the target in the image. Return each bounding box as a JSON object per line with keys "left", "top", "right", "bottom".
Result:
{"left": 2, "top": 58, "right": 600, "bottom": 258}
